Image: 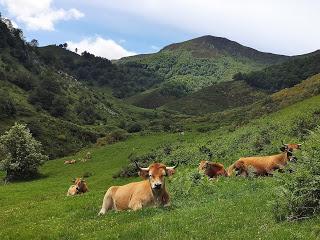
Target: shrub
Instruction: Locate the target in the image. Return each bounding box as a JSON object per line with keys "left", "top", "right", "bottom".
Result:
{"left": 96, "top": 129, "right": 128, "bottom": 146}
{"left": 273, "top": 127, "right": 320, "bottom": 221}
{"left": 127, "top": 122, "right": 143, "bottom": 133}
{"left": 0, "top": 123, "right": 48, "bottom": 181}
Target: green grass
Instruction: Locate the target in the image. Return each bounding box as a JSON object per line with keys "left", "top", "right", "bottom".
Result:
{"left": 0, "top": 130, "right": 319, "bottom": 239}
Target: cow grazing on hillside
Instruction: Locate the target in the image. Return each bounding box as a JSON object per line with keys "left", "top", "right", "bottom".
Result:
{"left": 198, "top": 160, "right": 228, "bottom": 178}
{"left": 67, "top": 178, "right": 88, "bottom": 196}
{"left": 64, "top": 159, "right": 76, "bottom": 164}
{"left": 98, "top": 162, "right": 178, "bottom": 215}
{"left": 227, "top": 146, "right": 297, "bottom": 177}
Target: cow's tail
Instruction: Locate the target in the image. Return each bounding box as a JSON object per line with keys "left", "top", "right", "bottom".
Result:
{"left": 227, "top": 163, "right": 236, "bottom": 176}
{"left": 98, "top": 186, "right": 116, "bottom": 215}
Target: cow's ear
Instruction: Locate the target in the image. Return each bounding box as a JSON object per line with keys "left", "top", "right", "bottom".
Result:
{"left": 71, "top": 178, "right": 76, "bottom": 183}
{"left": 166, "top": 168, "right": 176, "bottom": 176}
{"left": 138, "top": 169, "right": 149, "bottom": 179}
{"left": 280, "top": 146, "right": 286, "bottom": 152}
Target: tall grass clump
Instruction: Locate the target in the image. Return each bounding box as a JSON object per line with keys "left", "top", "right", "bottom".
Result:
{"left": 273, "top": 127, "right": 320, "bottom": 221}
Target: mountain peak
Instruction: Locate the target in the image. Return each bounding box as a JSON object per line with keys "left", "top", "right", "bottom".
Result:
{"left": 161, "top": 35, "right": 289, "bottom": 64}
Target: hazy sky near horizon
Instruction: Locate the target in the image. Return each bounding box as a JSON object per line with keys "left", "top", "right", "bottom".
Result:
{"left": 0, "top": 0, "right": 319, "bottom": 59}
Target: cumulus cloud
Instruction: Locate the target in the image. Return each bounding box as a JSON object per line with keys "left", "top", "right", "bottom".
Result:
{"left": 0, "top": 0, "right": 84, "bottom": 31}
{"left": 67, "top": 37, "right": 136, "bottom": 60}
{"left": 98, "top": 0, "right": 320, "bottom": 55}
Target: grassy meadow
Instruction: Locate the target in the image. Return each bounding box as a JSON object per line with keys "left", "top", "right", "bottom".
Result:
{"left": 1, "top": 94, "right": 320, "bottom": 239}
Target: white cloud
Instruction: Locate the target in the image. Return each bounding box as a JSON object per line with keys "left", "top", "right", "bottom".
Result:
{"left": 97, "top": 0, "right": 320, "bottom": 55}
{"left": 0, "top": 0, "right": 84, "bottom": 31}
{"left": 67, "top": 37, "right": 136, "bottom": 60}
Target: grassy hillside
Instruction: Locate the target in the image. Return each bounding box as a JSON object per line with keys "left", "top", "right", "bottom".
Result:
{"left": 120, "top": 36, "right": 288, "bottom": 108}
{"left": 163, "top": 80, "right": 267, "bottom": 115}
{"left": 1, "top": 93, "right": 320, "bottom": 239}
{"left": 181, "top": 73, "right": 320, "bottom": 131}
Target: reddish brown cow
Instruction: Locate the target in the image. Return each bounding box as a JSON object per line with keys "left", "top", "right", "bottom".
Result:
{"left": 198, "top": 160, "right": 228, "bottom": 178}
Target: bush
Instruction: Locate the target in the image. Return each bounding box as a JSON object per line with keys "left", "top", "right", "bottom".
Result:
{"left": 127, "top": 122, "right": 143, "bottom": 133}
{"left": 273, "top": 127, "right": 320, "bottom": 221}
{"left": 0, "top": 123, "right": 48, "bottom": 181}
{"left": 160, "top": 81, "right": 191, "bottom": 97}
{"left": 96, "top": 129, "right": 128, "bottom": 146}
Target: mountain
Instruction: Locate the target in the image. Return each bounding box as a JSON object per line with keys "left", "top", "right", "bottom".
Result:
{"left": 0, "top": 18, "right": 177, "bottom": 158}
{"left": 119, "top": 35, "right": 289, "bottom": 108}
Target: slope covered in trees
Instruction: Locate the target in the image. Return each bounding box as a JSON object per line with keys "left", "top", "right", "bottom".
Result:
{"left": 0, "top": 18, "right": 175, "bottom": 158}
{"left": 234, "top": 51, "right": 320, "bottom": 92}
{"left": 38, "top": 46, "right": 163, "bottom": 98}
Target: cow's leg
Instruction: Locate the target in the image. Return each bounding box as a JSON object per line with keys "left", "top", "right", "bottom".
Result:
{"left": 98, "top": 187, "right": 116, "bottom": 215}
{"left": 129, "top": 200, "right": 143, "bottom": 211}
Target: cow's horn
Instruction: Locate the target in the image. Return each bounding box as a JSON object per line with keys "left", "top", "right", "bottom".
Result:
{"left": 166, "top": 161, "right": 179, "bottom": 170}
{"left": 134, "top": 161, "right": 149, "bottom": 171}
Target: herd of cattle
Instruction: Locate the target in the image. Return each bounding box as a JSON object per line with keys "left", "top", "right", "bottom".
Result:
{"left": 65, "top": 142, "right": 301, "bottom": 215}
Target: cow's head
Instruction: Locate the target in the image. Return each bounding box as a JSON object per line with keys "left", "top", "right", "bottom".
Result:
{"left": 281, "top": 141, "right": 302, "bottom": 151}
{"left": 279, "top": 146, "right": 297, "bottom": 163}
{"left": 135, "top": 162, "right": 178, "bottom": 191}
{"left": 198, "top": 160, "right": 209, "bottom": 171}
{"left": 72, "top": 178, "right": 86, "bottom": 192}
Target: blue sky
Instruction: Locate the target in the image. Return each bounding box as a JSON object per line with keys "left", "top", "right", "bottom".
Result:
{"left": 0, "top": 0, "right": 319, "bottom": 59}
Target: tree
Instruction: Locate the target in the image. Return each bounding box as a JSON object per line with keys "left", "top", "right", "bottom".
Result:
{"left": 62, "top": 43, "right": 68, "bottom": 49}
{"left": 29, "top": 39, "right": 39, "bottom": 47}
{"left": 0, "top": 123, "right": 48, "bottom": 181}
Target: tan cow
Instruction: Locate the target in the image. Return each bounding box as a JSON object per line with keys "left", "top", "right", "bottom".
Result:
{"left": 64, "top": 159, "right": 76, "bottom": 164}
{"left": 198, "top": 160, "right": 228, "bottom": 178}
{"left": 98, "top": 162, "right": 178, "bottom": 215}
{"left": 227, "top": 146, "right": 297, "bottom": 177}
{"left": 67, "top": 178, "right": 88, "bottom": 196}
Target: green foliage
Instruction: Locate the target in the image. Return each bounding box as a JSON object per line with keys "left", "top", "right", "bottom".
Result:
{"left": 127, "top": 122, "right": 143, "bottom": 133}
{"left": 96, "top": 129, "right": 129, "bottom": 147}
{"left": 160, "top": 80, "right": 192, "bottom": 97}
{"left": 237, "top": 53, "right": 320, "bottom": 92}
{"left": 163, "top": 80, "right": 267, "bottom": 115}
{"left": 0, "top": 90, "right": 16, "bottom": 118}
{"left": 38, "top": 48, "right": 164, "bottom": 98}
{"left": 0, "top": 123, "right": 48, "bottom": 181}
{"left": 274, "top": 127, "right": 320, "bottom": 221}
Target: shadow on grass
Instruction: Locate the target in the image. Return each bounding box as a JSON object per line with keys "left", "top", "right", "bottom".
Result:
{"left": 1, "top": 172, "right": 49, "bottom": 185}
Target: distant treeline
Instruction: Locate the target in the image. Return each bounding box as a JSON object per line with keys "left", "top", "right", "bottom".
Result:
{"left": 39, "top": 48, "right": 164, "bottom": 98}
{"left": 233, "top": 52, "right": 320, "bottom": 92}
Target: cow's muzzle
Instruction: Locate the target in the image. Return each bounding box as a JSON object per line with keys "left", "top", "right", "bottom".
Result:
{"left": 153, "top": 183, "right": 162, "bottom": 190}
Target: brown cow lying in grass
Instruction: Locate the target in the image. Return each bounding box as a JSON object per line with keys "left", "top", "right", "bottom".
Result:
{"left": 227, "top": 145, "right": 297, "bottom": 177}
{"left": 64, "top": 159, "right": 76, "bottom": 164}
{"left": 198, "top": 160, "right": 228, "bottom": 178}
{"left": 67, "top": 178, "right": 88, "bottom": 196}
{"left": 98, "top": 162, "right": 178, "bottom": 215}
